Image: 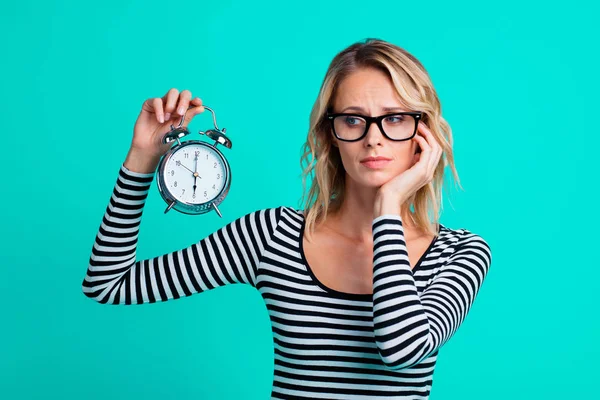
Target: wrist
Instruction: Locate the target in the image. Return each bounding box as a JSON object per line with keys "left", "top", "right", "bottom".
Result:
{"left": 374, "top": 190, "right": 406, "bottom": 218}
{"left": 124, "top": 147, "right": 161, "bottom": 174}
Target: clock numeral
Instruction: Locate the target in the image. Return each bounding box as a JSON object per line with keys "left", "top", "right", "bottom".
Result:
{"left": 192, "top": 193, "right": 196, "bottom": 199}
{"left": 195, "top": 150, "right": 200, "bottom": 157}
{"left": 214, "top": 162, "right": 217, "bottom": 168}
{"left": 216, "top": 174, "right": 220, "bottom": 179}
{"left": 174, "top": 181, "right": 177, "bottom": 187}
{"left": 206, "top": 154, "right": 209, "bottom": 159}
{"left": 176, "top": 160, "right": 181, "bottom": 166}
{"left": 184, "top": 153, "right": 189, "bottom": 158}
{"left": 181, "top": 189, "right": 185, "bottom": 195}
{"left": 212, "top": 184, "right": 215, "bottom": 189}
{"left": 204, "top": 191, "right": 207, "bottom": 197}
{"left": 170, "top": 170, "right": 174, "bottom": 176}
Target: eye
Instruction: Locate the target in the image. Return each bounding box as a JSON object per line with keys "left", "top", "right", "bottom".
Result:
{"left": 385, "top": 115, "right": 405, "bottom": 123}
{"left": 343, "top": 115, "right": 365, "bottom": 126}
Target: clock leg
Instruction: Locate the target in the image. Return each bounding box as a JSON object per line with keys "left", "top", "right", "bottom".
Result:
{"left": 212, "top": 203, "right": 222, "bottom": 218}
{"left": 164, "top": 200, "right": 176, "bottom": 214}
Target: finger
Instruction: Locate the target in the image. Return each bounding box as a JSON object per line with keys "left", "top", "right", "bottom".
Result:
{"left": 427, "top": 141, "right": 442, "bottom": 177}
{"left": 162, "top": 88, "right": 179, "bottom": 121}
{"left": 190, "top": 97, "right": 204, "bottom": 108}
{"left": 142, "top": 98, "right": 164, "bottom": 123}
{"left": 417, "top": 120, "right": 432, "bottom": 133}
{"left": 152, "top": 98, "right": 165, "bottom": 123}
{"left": 429, "top": 146, "right": 441, "bottom": 176}
{"left": 413, "top": 133, "right": 431, "bottom": 154}
{"left": 434, "top": 141, "right": 443, "bottom": 165}
{"left": 417, "top": 122, "right": 435, "bottom": 143}
{"left": 418, "top": 128, "right": 438, "bottom": 171}
{"left": 419, "top": 122, "right": 441, "bottom": 155}
{"left": 416, "top": 123, "right": 439, "bottom": 174}
{"left": 188, "top": 97, "right": 205, "bottom": 115}
{"left": 142, "top": 97, "right": 164, "bottom": 124}
{"left": 176, "top": 97, "right": 207, "bottom": 129}
{"left": 176, "top": 90, "right": 192, "bottom": 116}
{"left": 411, "top": 136, "right": 429, "bottom": 174}
{"left": 422, "top": 127, "right": 443, "bottom": 171}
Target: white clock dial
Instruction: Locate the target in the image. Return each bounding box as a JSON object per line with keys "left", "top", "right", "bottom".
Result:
{"left": 163, "top": 144, "right": 227, "bottom": 205}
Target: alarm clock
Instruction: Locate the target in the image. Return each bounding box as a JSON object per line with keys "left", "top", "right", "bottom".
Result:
{"left": 156, "top": 106, "right": 232, "bottom": 217}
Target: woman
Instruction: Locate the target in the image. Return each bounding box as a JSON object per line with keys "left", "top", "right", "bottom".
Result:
{"left": 82, "top": 38, "right": 492, "bottom": 399}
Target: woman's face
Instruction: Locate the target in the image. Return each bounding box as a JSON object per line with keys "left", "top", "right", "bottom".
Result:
{"left": 330, "top": 67, "right": 419, "bottom": 189}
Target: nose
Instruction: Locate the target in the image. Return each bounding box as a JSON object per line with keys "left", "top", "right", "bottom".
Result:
{"left": 364, "top": 121, "right": 384, "bottom": 148}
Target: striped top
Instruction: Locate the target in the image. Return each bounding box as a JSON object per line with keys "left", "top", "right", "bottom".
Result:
{"left": 82, "top": 163, "right": 492, "bottom": 399}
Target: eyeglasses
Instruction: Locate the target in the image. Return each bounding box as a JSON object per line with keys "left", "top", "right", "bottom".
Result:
{"left": 326, "top": 111, "right": 423, "bottom": 142}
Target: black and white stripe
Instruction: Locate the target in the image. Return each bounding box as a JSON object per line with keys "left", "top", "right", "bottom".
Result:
{"left": 371, "top": 216, "right": 490, "bottom": 370}
{"left": 82, "top": 164, "right": 279, "bottom": 304}
{"left": 82, "top": 163, "right": 492, "bottom": 399}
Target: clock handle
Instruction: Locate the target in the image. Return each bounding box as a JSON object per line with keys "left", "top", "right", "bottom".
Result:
{"left": 202, "top": 106, "right": 221, "bottom": 131}
{"left": 197, "top": 106, "right": 232, "bottom": 149}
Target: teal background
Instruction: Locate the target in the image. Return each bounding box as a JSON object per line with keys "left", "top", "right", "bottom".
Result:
{"left": 1, "top": 0, "right": 598, "bottom": 399}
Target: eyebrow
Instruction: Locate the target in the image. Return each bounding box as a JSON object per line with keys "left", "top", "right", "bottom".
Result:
{"left": 340, "top": 106, "right": 407, "bottom": 113}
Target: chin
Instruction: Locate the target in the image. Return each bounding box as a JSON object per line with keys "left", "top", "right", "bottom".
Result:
{"left": 351, "top": 170, "right": 396, "bottom": 188}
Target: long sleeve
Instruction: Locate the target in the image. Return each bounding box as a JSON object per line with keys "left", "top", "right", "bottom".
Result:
{"left": 81, "top": 163, "right": 281, "bottom": 305}
{"left": 371, "top": 214, "right": 492, "bottom": 370}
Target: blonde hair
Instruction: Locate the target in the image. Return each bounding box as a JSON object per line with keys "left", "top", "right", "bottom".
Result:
{"left": 299, "top": 38, "right": 462, "bottom": 240}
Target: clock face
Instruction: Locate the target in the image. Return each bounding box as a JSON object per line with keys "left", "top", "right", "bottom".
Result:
{"left": 163, "top": 143, "right": 227, "bottom": 205}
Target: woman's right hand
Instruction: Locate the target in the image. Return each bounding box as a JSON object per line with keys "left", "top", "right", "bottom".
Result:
{"left": 130, "top": 88, "right": 206, "bottom": 160}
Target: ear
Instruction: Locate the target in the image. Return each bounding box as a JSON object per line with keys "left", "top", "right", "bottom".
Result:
{"left": 413, "top": 137, "right": 421, "bottom": 154}
{"left": 411, "top": 150, "right": 421, "bottom": 166}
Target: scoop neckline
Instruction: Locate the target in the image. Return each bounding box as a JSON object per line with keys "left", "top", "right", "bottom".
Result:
{"left": 297, "top": 210, "right": 443, "bottom": 301}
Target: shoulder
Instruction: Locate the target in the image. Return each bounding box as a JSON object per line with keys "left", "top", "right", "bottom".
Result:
{"left": 458, "top": 228, "right": 492, "bottom": 263}
{"left": 439, "top": 224, "right": 492, "bottom": 272}
{"left": 253, "top": 206, "right": 304, "bottom": 222}
{"left": 243, "top": 205, "right": 301, "bottom": 220}
{"left": 239, "top": 205, "right": 303, "bottom": 232}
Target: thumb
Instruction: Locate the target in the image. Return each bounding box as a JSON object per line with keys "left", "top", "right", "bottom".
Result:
{"left": 187, "top": 97, "right": 205, "bottom": 117}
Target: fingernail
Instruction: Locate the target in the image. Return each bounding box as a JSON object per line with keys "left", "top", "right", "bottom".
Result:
{"left": 165, "top": 113, "right": 171, "bottom": 120}
{"left": 159, "top": 115, "right": 164, "bottom": 123}
{"left": 177, "top": 107, "right": 185, "bottom": 115}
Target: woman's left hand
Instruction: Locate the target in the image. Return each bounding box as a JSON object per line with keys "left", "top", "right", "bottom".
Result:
{"left": 374, "top": 122, "right": 443, "bottom": 217}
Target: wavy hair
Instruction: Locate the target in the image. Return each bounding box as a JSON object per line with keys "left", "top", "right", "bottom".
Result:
{"left": 299, "top": 38, "right": 462, "bottom": 240}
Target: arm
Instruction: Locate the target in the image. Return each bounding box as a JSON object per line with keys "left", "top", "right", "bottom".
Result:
{"left": 81, "top": 163, "right": 281, "bottom": 305}
{"left": 371, "top": 215, "right": 492, "bottom": 370}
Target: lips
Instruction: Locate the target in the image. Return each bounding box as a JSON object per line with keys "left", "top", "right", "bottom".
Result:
{"left": 360, "top": 156, "right": 391, "bottom": 163}
{"left": 360, "top": 156, "right": 391, "bottom": 169}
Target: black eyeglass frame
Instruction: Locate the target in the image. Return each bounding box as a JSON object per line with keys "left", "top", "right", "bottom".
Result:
{"left": 326, "top": 111, "right": 423, "bottom": 142}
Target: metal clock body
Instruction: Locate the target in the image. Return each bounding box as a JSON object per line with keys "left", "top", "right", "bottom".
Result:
{"left": 155, "top": 106, "right": 232, "bottom": 217}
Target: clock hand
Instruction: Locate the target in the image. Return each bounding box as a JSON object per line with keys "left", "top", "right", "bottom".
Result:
{"left": 193, "top": 155, "right": 198, "bottom": 195}
{"left": 175, "top": 160, "right": 196, "bottom": 175}
{"left": 193, "top": 155, "right": 202, "bottom": 179}
{"left": 191, "top": 155, "right": 205, "bottom": 195}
